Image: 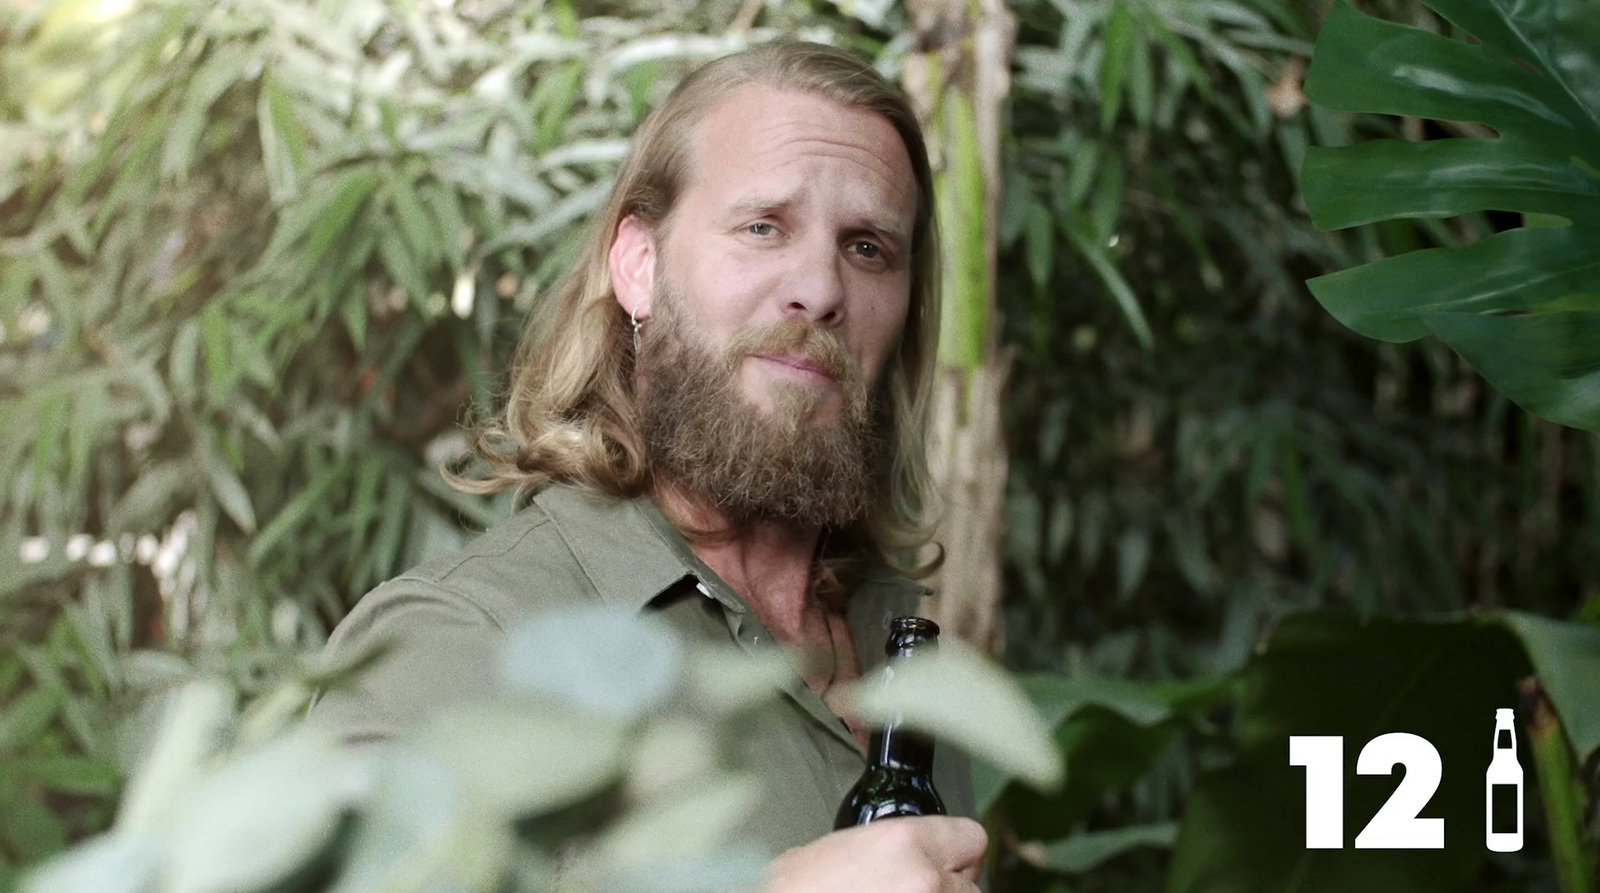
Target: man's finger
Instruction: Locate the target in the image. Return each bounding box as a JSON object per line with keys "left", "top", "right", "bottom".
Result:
{"left": 913, "top": 816, "right": 988, "bottom": 872}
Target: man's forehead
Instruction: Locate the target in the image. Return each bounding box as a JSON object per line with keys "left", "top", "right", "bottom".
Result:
{"left": 684, "top": 85, "right": 917, "bottom": 218}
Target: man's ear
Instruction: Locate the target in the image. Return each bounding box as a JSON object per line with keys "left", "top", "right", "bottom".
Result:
{"left": 609, "top": 214, "right": 656, "bottom": 321}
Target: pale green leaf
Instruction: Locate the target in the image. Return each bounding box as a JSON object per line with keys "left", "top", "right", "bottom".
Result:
{"left": 259, "top": 71, "right": 309, "bottom": 203}
{"left": 329, "top": 750, "right": 512, "bottom": 893}
{"left": 20, "top": 832, "right": 162, "bottom": 893}
{"left": 417, "top": 701, "right": 629, "bottom": 817}
{"left": 590, "top": 775, "right": 764, "bottom": 867}
{"left": 498, "top": 606, "right": 683, "bottom": 719}
{"left": 844, "top": 640, "right": 1064, "bottom": 791}
{"left": 166, "top": 731, "right": 362, "bottom": 893}
{"left": 202, "top": 446, "right": 256, "bottom": 534}
{"left": 116, "top": 679, "right": 235, "bottom": 833}
{"left": 683, "top": 646, "right": 791, "bottom": 717}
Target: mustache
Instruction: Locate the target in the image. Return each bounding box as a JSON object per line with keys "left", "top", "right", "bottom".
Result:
{"left": 722, "top": 318, "right": 858, "bottom": 384}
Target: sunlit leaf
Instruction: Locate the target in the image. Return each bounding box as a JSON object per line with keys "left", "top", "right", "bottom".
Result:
{"left": 417, "top": 701, "right": 629, "bottom": 817}
{"left": 591, "top": 775, "right": 764, "bottom": 866}
{"left": 20, "top": 831, "right": 163, "bottom": 893}
{"left": 682, "top": 646, "right": 790, "bottom": 717}
{"left": 1494, "top": 610, "right": 1600, "bottom": 762}
{"left": 843, "top": 639, "right": 1063, "bottom": 791}
{"left": 259, "top": 71, "right": 309, "bottom": 203}
{"left": 116, "top": 679, "right": 235, "bottom": 833}
{"left": 166, "top": 730, "right": 364, "bottom": 893}
{"left": 498, "top": 606, "right": 683, "bottom": 719}
{"left": 329, "top": 750, "right": 511, "bottom": 893}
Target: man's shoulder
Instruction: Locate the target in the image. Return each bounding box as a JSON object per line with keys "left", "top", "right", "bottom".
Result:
{"left": 354, "top": 490, "right": 602, "bottom": 631}
{"left": 400, "top": 499, "right": 559, "bottom": 588}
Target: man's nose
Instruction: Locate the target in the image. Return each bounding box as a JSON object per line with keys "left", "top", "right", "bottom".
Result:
{"left": 781, "top": 238, "right": 847, "bottom": 326}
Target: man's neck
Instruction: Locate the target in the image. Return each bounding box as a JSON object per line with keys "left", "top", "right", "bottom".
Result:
{"left": 652, "top": 484, "right": 822, "bottom": 638}
{"left": 653, "top": 483, "right": 869, "bottom": 744}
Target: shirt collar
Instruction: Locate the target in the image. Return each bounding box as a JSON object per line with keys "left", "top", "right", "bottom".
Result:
{"left": 529, "top": 483, "right": 932, "bottom": 618}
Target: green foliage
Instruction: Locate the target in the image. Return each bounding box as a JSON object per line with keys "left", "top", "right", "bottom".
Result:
{"left": 1301, "top": 0, "right": 1600, "bottom": 431}
{"left": 990, "top": 0, "right": 1600, "bottom": 889}
{"left": 1005, "top": 0, "right": 1321, "bottom": 348}
{"left": 0, "top": 0, "right": 832, "bottom": 873}
{"left": 21, "top": 607, "right": 1061, "bottom": 893}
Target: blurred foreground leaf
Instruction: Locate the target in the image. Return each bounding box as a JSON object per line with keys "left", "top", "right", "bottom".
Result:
{"left": 845, "top": 638, "right": 1064, "bottom": 792}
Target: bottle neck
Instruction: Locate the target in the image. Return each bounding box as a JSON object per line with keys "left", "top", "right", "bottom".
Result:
{"left": 868, "top": 722, "right": 935, "bottom": 773}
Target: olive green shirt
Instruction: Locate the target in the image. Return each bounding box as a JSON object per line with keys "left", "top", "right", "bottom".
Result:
{"left": 308, "top": 483, "right": 977, "bottom": 857}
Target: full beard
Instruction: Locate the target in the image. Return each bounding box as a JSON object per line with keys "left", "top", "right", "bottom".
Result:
{"left": 636, "top": 277, "right": 890, "bottom": 531}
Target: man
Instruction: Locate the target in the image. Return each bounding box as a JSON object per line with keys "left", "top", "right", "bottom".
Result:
{"left": 310, "top": 38, "right": 987, "bottom": 892}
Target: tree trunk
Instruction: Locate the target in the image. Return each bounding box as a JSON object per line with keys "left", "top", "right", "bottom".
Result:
{"left": 902, "top": 0, "right": 1016, "bottom": 655}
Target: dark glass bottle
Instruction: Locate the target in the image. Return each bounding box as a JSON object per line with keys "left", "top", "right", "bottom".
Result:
{"left": 834, "top": 616, "right": 945, "bottom": 829}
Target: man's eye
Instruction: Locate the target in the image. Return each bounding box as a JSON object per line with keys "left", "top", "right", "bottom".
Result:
{"left": 747, "top": 222, "right": 776, "bottom": 236}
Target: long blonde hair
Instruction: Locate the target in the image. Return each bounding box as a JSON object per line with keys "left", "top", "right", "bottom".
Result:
{"left": 453, "top": 37, "right": 944, "bottom": 579}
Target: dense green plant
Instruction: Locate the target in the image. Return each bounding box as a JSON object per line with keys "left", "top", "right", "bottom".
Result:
{"left": 1302, "top": 0, "right": 1600, "bottom": 433}
{"left": 981, "top": 0, "right": 1600, "bottom": 889}
{"left": 0, "top": 0, "right": 843, "bottom": 877}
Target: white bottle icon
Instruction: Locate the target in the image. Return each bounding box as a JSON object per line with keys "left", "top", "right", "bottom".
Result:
{"left": 1486, "top": 708, "right": 1523, "bottom": 852}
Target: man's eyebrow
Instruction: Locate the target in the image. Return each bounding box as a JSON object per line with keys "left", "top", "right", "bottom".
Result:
{"left": 726, "top": 194, "right": 798, "bottom": 219}
{"left": 725, "top": 193, "right": 909, "bottom": 248}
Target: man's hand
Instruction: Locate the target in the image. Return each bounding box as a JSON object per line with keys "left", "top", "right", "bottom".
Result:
{"left": 763, "top": 816, "right": 988, "bottom": 892}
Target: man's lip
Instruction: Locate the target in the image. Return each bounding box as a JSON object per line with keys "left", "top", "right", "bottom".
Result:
{"left": 755, "top": 353, "right": 836, "bottom": 379}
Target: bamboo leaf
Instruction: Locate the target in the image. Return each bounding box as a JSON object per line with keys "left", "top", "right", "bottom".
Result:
{"left": 364, "top": 470, "right": 412, "bottom": 590}
{"left": 202, "top": 441, "right": 257, "bottom": 534}
{"left": 1063, "top": 215, "right": 1154, "bottom": 349}
{"left": 386, "top": 174, "right": 441, "bottom": 268}
{"left": 109, "top": 461, "right": 192, "bottom": 534}
{"left": 375, "top": 226, "right": 430, "bottom": 310}
{"left": 162, "top": 50, "right": 254, "bottom": 183}
{"left": 1025, "top": 200, "right": 1054, "bottom": 292}
{"left": 247, "top": 459, "right": 351, "bottom": 567}
{"left": 534, "top": 61, "right": 585, "bottom": 154}
{"left": 1099, "top": 0, "right": 1135, "bottom": 130}
{"left": 258, "top": 71, "right": 309, "bottom": 204}
{"left": 1126, "top": 17, "right": 1154, "bottom": 128}
{"left": 261, "top": 166, "right": 379, "bottom": 268}
{"left": 0, "top": 687, "right": 64, "bottom": 751}
{"left": 20, "top": 756, "right": 121, "bottom": 796}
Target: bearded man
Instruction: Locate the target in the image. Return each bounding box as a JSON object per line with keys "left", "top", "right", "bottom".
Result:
{"left": 311, "top": 38, "right": 988, "bottom": 892}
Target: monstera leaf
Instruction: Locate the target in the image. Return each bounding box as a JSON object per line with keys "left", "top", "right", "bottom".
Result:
{"left": 1300, "top": 0, "right": 1600, "bottom": 431}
